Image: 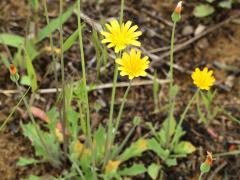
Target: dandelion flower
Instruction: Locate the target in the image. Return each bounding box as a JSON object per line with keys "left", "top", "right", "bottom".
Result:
{"left": 116, "top": 49, "right": 149, "bottom": 80}
{"left": 191, "top": 67, "right": 215, "bottom": 90}
{"left": 101, "top": 19, "right": 142, "bottom": 53}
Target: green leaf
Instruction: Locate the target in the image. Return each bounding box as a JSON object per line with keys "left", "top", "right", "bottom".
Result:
{"left": 0, "top": 53, "right": 10, "bottom": 68}
{"left": 119, "top": 164, "right": 146, "bottom": 176}
{"left": 21, "top": 123, "right": 61, "bottom": 163}
{"left": 30, "top": 0, "right": 39, "bottom": 10}
{"left": 94, "top": 124, "right": 106, "bottom": 161}
{"left": 0, "top": 34, "right": 24, "bottom": 48}
{"left": 17, "top": 157, "right": 39, "bottom": 166}
{"left": 28, "top": 175, "right": 42, "bottom": 180}
{"left": 37, "top": 4, "right": 76, "bottom": 42}
{"left": 147, "top": 163, "right": 161, "bottom": 179}
{"left": 63, "top": 29, "right": 79, "bottom": 52}
{"left": 147, "top": 138, "right": 169, "bottom": 160}
{"left": 20, "top": 75, "right": 31, "bottom": 86}
{"left": 206, "top": 0, "right": 215, "bottom": 3}
{"left": 118, "top": 139, "right": 148, "bottom": 162}
{"left": 173, "top": 141, "right": 196, "bottom": 154}
{"left": 193, "top": 4, "right": 215, "bottom": 18}
{"left": 158, "top": 117, "right": 177, "bottom": 145}
{"left": 165, "top": 158, "right": 177, "bottom": 167}
{"left": 218, "top": 0, "right": 232, "bottom": 9}
{"left": 169, "top": 85, "right": 179, "bottom": 99}
{"left": 25, "top": 49, "right": 38, "bottom": 92}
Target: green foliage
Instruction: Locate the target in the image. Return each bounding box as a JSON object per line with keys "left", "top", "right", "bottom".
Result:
{"left": 119, "top": 164, "right": 147, "bottom": 176}
{"left": 193, "top": 4, "right": 215, "bottom": 17}
{"left": 194, "top": 0, "right": 234, "bottom": 18}
{"left": 20, "top": 122, "right": 61, "bottom": 164}
{"left": 147, "top": 163, "right": 161, "bottom": 179}
{"left": 37, "top": 4, "right": 76, "bottom": 42}
{"left": 17, "top": 157, "right": 39, "bottom": 166}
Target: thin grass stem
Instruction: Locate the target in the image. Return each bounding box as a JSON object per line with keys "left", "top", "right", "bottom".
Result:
{"left": 43, "top": 0, "right": 59, "bottom": 95}
{"left": 59, "top": 0, "right": 68, "bottom": 157}
{"left": 0, "top": 87, "right": 30, "bottom": 132}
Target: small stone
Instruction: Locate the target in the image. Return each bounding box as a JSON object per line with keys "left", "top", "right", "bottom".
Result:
{"left": 194, "top": 24, "right": 206, "bottom": 36}
{"left": 182, "top": 25, "right": 194, "bottom": 36}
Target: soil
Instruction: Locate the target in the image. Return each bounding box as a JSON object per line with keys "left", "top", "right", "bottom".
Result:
{"left": 0, "top": 0, "right": 240, "bottom": 179}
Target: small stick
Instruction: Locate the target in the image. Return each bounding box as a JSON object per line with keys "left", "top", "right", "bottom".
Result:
{"left": 0, "top": 79, "right": 169, "bottom": 95}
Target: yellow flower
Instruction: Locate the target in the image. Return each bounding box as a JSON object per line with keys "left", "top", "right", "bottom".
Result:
{"left": 105, "top": 160, "right": 121, "bottom": 174}
{"left": 116, "top": 49, "right": 149, "bottom": 80}
{"left": 101, "top": 19, "right": 142, "bottom": 53}
{"left": 191, "top": 67, "right": 215, "bottom": 90}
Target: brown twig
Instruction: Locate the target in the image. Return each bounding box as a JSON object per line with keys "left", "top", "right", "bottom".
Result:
{"left": 0, "top": 79, "right": 169, "bottom": 95}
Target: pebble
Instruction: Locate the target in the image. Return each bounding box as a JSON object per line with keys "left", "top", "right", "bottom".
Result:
{"left": 182, "top": 25, "right": 194, "bottom": 36}
{"left": 194, "top": 24, "right": 206, "bottom": 36}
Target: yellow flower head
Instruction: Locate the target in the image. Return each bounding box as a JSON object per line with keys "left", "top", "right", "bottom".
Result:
{"left": 105, "top": 160, "right": 121, "bottom": 174}
{"left": 191, "top": 67, "right": 215, "bottom": 90}
{"left": 101, "top": 19, "right": 142, "bottom": 53}
{"left": 116, "top": 49, "right": 149, "bottom": 80}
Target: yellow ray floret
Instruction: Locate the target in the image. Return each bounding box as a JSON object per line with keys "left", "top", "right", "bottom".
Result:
{"left": 101, "top": 19, "right": 142, "bottom": 53}
{"left": 116, "top": 49, "right": 149, "bottom": 80}
{"left": 191, "top": 67, "right": 215, "bottom": 90}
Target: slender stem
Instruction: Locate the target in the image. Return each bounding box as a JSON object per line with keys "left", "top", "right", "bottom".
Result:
{"left": 198, "top": 173, "right": 203, "bottom": 180}
{"left": 43, "top": 0, "right": 59, "bottom": 95}
{"left": 77, "top": 2, "right": 97, "bottom": 178}
{"left": 104, "top": 64, "right": 119, "bottom": 162}
{"left": 169, "top": 22, "right": 176, "bottom": 90}
{"left": 111, "top": 122, "right": 136, "bottom": 160}
{"left": 166, "top": 21, "right": 177, "bottom": 148}
{"left": 59, "top": 0, "right": 68, "bottom": 157}
{"left": 106, "top": 81, "right": 131, "bottom": 162}
{"left": 111, "top": 81, "right": 132, "bottom": 146}
{"left": 0, "top": 87, "right": 30, "bottom": 132}
{"left": 77, "top": 0, "right": 92, "bottom": 147}
{"left": 171, "top": 89, "right": 199, "bottom": 148}
{"left": 214, "top": 150, "right": 240, "bottom": 157}
{"left": 120, "top": 0, "right": 125, "bottom": 24}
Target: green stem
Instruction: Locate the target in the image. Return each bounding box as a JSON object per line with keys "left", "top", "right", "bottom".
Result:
{"left": 106, "top": 81, "right": 131, "bottom": 162}
{"left": 120, "top": 0, "right": 125, "bottom": 23}
{"left": 111, "top": 122, "right": 136, "bottom": 160}
{"left": 0, "top": 87, "right": 30, "bottom": 132}
{"left": 77, "top": 0, "right": 92, "bottom": 147}
{"left": 104, "top": 64, "right": 119, "bottom": 163}
{"left": 171, "top": 89, "right": 199, "bottom": 148}
{"left": 43, "top": 0, "right": 59, "bottom": 95}
{"left": 166, "top": 21, "right": 177, "bottom": 148}
{"left": 111, "top": 81, "right": 132, "bottom": 146}
{"left": 59, "top": 0, "right": 68, "bottom": 157}
{"left": 198, "top": 173, "right": 203, "bottom": 180}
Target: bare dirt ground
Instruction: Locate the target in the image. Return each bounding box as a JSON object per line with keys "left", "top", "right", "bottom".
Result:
{"left": 0, "top": 0, "right": 240, "bottom": 179}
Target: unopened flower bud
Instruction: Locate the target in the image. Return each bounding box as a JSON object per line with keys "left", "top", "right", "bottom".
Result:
{"left": 204, "top": 151, "right": 213, "bottom": 166}
{"left": 9, "top": 64, "right": 17, "bottom": 75}
{"left": 172, "top": 1, "right": 182, "bottom": 22}
{"left": 175, "top": 1, "right": 183, "bottom": 14}
{"left": 9, "top": 64, "right": 19, "bottom": 82}
{"left": 200, "top": 151, "right": 213, "bottom": 175}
